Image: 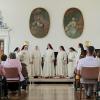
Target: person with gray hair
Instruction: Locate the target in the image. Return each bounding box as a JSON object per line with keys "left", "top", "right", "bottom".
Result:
{"left": 9, "top": 52, "right": 16, "bottom": 59}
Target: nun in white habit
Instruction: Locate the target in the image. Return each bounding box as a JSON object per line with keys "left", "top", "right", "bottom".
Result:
{"left": 43, "top": 43, "right": 55, "bottom": 78}
{"left": 67, "top": 47, "right": 77, "bottom": 78}
{"left": 31, "top": 46, "right": 42, "bottom": 77}
{"left": 56, "top": 46, "right": 67, "bottom": 78}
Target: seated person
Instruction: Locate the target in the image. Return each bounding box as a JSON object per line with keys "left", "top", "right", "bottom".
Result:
{"left": 0, "top": 64, "right": 5, "bottom": 76}
{"left": 1, "top": 54, "right": 7, "bottom": 66}
{"left": 0, "top": 64, "right": 8, "bottom": 97}
{"left": 96, "top": 51, "right": 100, "bottom": 81}
{"left": 21, "top": 63, "right": 28, "bottom": 78}
{"left": 77, "top": 46, "right": 100, "bottom": 98}
{"left": 21, "top": 63, "right": 29, "bottom": 85}
{"left": 3, "top": 52, "right": 26, "bottom": 91}
{"left": 96, "top": 50, "right": 100, "bottom": 60}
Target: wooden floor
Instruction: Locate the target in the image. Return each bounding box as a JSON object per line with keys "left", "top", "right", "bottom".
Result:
{"left": 7, "top": 84, "right": 96, "bottom": 100}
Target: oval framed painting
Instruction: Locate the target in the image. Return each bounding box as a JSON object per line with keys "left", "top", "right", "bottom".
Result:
{"left": 63, "top": 8, "right": 84, "bottom": 39}
{"left": 29, "top": 8, "right": 50, "bottom": 38}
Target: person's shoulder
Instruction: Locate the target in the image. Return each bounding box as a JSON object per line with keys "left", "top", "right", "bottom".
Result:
{"left": 0, "top": 64, "right": 3, "bottom": 68}
{"left": 49, "top": 49, "right": 54, "bottom": 52}
{"left": 16, "top": 58, "right": 21, "bottom": 62}
{"left": 95, "top": 58, "right": 100, "bottom": 66}
{"left": 95, "top": 57, "right": 100, "bottom": 61}
{"left": 15, "top": 59, "right": 22, "bottom": 66}
{"left": 3, "top": 58, "right": 9, "bottom": 63}
{"left": 78, "top": 58, "right": 86, "bottom": 65}
{"left": 17, "top": 51, "right": 23, "bottom": 55}
{"left": 63, "top": 51, "right": 67, "bottom": 55}
{"left": 73, "top": 51, "right": 77, "bottom": 55}
{"left": 79, "top": 57, "right": 85, "bottom": 62}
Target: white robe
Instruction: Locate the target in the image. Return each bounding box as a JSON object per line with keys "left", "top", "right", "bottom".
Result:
{"left": 43, "top": 49, "right": 55, "bottom": 77}
{"left": 67, "top": 51, "right": 77, "bottom": 77}
{"left": 14, "top": 51, "right": 19, "bottom": 59}
{"left": 31, "top": 49, "right": 42, "bottom": 76}
{"left": 56, "top": 51, "right": 67, "bottom": 76}
{"left": 18, "top": 50, "right": 31, "bottom": 76}
{"left": 75, "top": 48, "right": 81, "bottom": 63}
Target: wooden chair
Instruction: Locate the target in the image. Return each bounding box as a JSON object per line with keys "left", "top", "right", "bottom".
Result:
{"left": 74, "top": 74, "right": 80, "bottom": 91}
{"left": 4, "top": 67, "right": 21, "bottom": 95}
{"left": 79, "top": 67, "right": 99, "bottom": 100}
{"left": 74, "top": 68, "right": 81, "bottom": 91}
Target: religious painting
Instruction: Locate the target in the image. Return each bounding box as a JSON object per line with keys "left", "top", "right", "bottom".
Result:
{"left": 63, "top": 8, "right": 84, "bottom": 39}
{"left": 29, "top": 8, "right": 50, "bottom": 38}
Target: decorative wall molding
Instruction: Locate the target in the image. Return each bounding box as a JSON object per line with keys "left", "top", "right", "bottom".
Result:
{"left": 0, "top": 29, "right": 11, "bottom": 55}
{"left": 0, "top": 10, "right": 9, "bottom": 29}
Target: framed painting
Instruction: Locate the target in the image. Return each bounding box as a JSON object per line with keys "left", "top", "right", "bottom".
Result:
{"left": 29, "top": 8, "right": 50, "bottom": 38}
{"left": 63, "top": 8, "right": 84, "bottom": 39}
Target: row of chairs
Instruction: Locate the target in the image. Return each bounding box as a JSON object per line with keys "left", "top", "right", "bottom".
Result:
{"left": 5, "top": 68, "right": 21, "bottom": 95}
{"left": 0, "top": 67, "right": 25, "bottom": 99}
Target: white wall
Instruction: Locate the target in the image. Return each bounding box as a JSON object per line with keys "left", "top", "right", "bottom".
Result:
{"left": 0, "top": 0, "right": 100, "bottom": 56}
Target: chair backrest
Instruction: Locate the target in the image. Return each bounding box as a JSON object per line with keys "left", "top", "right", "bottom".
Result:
{"left": 80, "top": 67, "right": 99, "bottom": 80}
{"left": 4, "top": 67, "right": 19, "bottom": 79}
